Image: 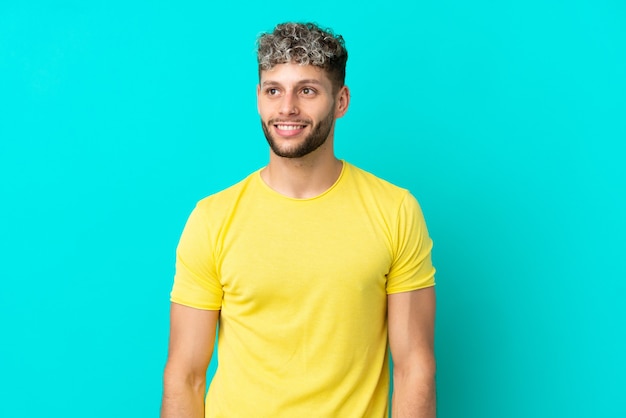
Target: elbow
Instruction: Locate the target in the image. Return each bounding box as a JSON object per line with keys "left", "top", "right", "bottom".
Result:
{"left": 393, "top": 353, "right": 436, "bottom": 384}
{"left": 163, "top": 362, "right": 207, "bottom": 395}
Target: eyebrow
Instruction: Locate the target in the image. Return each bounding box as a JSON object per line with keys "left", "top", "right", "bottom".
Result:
{"left": 261, "top": 79, "right": 324, "bottom": 87}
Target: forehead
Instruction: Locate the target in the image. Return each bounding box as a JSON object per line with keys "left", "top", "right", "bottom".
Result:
{"left": 260, "top": 63, "right": 332, "bottom": 88}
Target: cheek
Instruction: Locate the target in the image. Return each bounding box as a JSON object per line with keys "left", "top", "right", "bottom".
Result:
{"left": 257, "top": 105, "right": 269, "bottom": 119}
{"left": 257, "top": 100, "right": 277, "bottom": 117}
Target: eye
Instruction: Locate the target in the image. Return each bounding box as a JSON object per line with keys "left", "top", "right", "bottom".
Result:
{"left": 301, "top": 87, "right": 316, "bottom": 96}
{"left": 266, "top": 88, "right": 280, "bottom": 96}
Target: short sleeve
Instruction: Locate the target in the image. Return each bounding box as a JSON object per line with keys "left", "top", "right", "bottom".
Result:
{"left": 170, "top": 204, "right": 223, "bottom": 310}
{"left": 386, "top": 192, "right": 436, "bottom": 294}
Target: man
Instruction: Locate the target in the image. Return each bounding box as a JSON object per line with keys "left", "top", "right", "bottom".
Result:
{"left": 161, "top": 22, "right": 436, "bottom": 418}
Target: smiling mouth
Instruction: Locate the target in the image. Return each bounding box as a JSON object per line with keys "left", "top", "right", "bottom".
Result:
{"left": 275, "top": 124, "right": 306, "bottom": 130}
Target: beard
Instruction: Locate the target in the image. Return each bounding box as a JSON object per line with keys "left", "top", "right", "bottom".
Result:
{"left": 261, "top": 105, "right": 335, "bottom": 159}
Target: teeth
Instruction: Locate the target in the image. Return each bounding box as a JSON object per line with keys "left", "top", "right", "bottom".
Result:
{"left": 276, "top": 125, "right": 304, "bottom": 130}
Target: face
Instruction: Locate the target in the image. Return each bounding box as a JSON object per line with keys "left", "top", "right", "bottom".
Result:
{"left": 257, "top": 63, "right": 349, "bottom": 159}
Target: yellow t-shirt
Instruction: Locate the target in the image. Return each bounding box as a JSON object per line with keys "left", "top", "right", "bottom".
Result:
{"left": 171, "top": 162, "right": 435, "bottom": 418}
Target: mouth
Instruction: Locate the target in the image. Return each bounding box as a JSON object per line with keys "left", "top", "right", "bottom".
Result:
{"left": 275, "top": 124, "right": 306, "bottom": 131}
{"left": 272, "top": 121, "right": 309, "bottom": 137}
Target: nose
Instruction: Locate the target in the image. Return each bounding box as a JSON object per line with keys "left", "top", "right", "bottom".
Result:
{"left": 279, "top": 92, "right": 299, "bottom": 115}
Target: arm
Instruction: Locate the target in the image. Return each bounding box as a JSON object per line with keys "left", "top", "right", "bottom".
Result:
{"left": 161, "top": 302, "right": 219, "bottom": 418}
{"left": 388, "top": 287, "right": 436, "bottom": 418}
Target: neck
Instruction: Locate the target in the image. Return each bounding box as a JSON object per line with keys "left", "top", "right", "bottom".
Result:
{"left": 261, "top": 146, "right": 343, "bottom": 199}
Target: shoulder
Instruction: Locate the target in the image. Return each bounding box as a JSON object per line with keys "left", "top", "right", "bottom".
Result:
{"left": 345, "top": 162, "right": 412, "bottom": 203}
{"left": 193, "top": 171, "right": 259, "bottom": 217}
{"left": 344, "top": 162, "right": 428, "bottom": 226}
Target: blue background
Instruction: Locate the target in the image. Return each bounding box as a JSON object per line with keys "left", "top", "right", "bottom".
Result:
{"left": 1, "top": 1, "right": 624, "bottom": 417}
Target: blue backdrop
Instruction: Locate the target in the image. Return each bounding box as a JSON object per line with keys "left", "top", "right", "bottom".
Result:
{"left": 1, "top": 1, "right": 624, "bottom": 417}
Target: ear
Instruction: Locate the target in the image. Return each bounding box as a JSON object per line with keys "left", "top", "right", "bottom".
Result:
{"left": 334, "top": 85, "right": 350, "bottom": 119}
{"left": 256, "top": 84, "right": 261, "bottom": 114}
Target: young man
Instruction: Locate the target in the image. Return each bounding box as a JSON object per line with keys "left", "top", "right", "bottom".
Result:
{"left": 161, "top": 22, "right": 436, "bottom": 418}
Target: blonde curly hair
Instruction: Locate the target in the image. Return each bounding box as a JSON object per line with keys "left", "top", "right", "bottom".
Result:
{"left": 257, "top": 22, "right": 348, "bottom": 92}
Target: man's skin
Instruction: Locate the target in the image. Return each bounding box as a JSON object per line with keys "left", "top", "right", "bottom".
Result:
{"left": 161, "top": 63, "right": 436, "bottom": 418}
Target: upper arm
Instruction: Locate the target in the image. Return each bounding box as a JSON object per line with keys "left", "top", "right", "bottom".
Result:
{"left": 164, "top": 302, "right": 219, "bottom": 380}
{"left": 388, "top": 287, "right": 436, "bottom": 372}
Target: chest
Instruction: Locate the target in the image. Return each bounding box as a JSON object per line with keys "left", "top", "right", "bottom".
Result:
{"left": 214, "top": 199, "right": 393, "bottom": 312}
